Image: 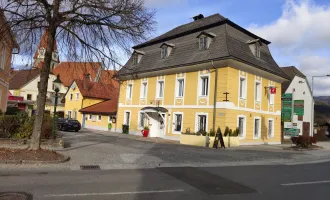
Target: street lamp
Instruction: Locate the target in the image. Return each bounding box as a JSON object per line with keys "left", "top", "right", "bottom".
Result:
{"left": 311, "top": 75, "right": 330, "bottom": 135}
{"left": 52, "top": 75, "right": 62, "bottom": 138}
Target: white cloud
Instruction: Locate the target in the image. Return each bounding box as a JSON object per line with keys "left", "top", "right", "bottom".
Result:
{"left": 249, "top": 0, "right": 330, "bottom": 50}
{"left": 248, "top": 0, "right": 330, "bottom": 95}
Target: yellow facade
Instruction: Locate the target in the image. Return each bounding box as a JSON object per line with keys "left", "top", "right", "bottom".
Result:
{"left": 64, "top": 82, "right": 116, "bottom": 131}
{"left": 117, "top": 66, "right": 282, "bottom": 145}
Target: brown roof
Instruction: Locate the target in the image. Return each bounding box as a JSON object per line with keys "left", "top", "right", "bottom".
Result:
{"left": 33, "top": 30, "right": 58, "bottom": 59}
{"left": 52, "top": 62, "right": 102, "bottom": 87}
{"left": 9, "top": 69, "right": 40, "bottom": 90}
{"left": 99, "top": 70, "right": 118, "bottom": 85}
{"left": 74, "top": 79, "right": 119, "bottom": 100}
{"left": 281, "top": 66, "right": 307, "bottom": 94}
{"left": 79, "top": 99, "right": 118, "bottom": 115}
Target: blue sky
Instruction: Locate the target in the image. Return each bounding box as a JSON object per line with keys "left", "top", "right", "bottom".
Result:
{"left": 145, "top": 0, "right": 330, "bottom": 95}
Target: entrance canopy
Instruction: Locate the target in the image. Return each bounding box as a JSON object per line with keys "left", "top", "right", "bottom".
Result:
{"left": 141, "top": 106, "right": 168, "bottom": 113}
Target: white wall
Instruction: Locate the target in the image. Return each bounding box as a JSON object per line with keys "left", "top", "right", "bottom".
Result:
{"left": 284, "top": 76, "right": 313, "bottom": 136}
{"left": 20, "top": 74, "right": 67, "bottom": 101}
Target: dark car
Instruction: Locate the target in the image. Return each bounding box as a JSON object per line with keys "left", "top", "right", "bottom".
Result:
{"left": 57, "top": 119, "right": 81, "bottom": 132}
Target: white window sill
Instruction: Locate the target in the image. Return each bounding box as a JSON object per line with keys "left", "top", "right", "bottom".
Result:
{"left": 126, "top": 98, "right": 132, "bottom": 100}
{"left": 255, "top": 100, "right": 260, "bottom": 103}
{"left": 140, "top": 97, "right": 146, "bottom": 100}
{"left": 172, "top": 131, "right": 182, "bottom": 135}
{"left": 239, "top": 97, "right": 246, "bottom": 100}
{"left": 253, "top": 136, "right": 261, "bottom": 139}
{"left": 175, "top": 96, "right": 184, "bottom": 99}
{"left": 156, "top": 97, "right": 164, "bottom": 99}
{"left": 199, "top": 95, "right": 208, "bottom": 98}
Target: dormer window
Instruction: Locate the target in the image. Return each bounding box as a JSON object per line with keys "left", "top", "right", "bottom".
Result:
{"left": 160, "top": 43, "right": 174, "bottom": 59}
{"left": 133, "top": 54, "right": 138, "bottom": 65}
{"left": 161, "top": 46, "right": 167, "bottom": 59}
{"left": 132, "top": 50, "right": 145, "bottom": 65}
{"left": 247, "top": 39, "right": 262, "bottom": 58}
{"left": 197, "top": 31, "right": 216, "bottom": 51}
{"left": 199, "top": 36, "right": 207, "bottom": 50}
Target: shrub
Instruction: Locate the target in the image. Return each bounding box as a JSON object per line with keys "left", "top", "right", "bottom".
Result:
{"left": 0, "top": 115, "right": 20, "bottom": 138}
{"left": 230, "top": 127, "right": 240, "bottom": 137}
{"left": 143, "top": 126, "right": 149, "bottom": 130}
{"left": 224, "top": 126, "right": 230, "bottom": 137}
{"left": 228, "top": 129, "right": 233, "bottom": 136}
{"left": 291, "top": 136, "right": 317, "bottom": 148}
{"left": 41, "top": 114, "right": 56, "bottom": 139}
{"left": 209, "top": 129, "right": 215, "bottom": 137}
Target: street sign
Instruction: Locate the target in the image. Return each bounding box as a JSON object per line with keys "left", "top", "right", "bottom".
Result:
{"left": 294, "top": 100, "right": 304, "bottom": 116}
{"left": 282, "top": 93, "right": 292, "bottom": 122}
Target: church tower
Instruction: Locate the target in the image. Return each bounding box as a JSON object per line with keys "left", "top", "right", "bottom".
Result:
{"left": 33, "top": 30, "right": 60, "bottom": 70}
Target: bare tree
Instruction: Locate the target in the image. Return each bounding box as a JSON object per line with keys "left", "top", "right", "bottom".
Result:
{"left": 1, "top": 0, "right": 155, "bottom": 150}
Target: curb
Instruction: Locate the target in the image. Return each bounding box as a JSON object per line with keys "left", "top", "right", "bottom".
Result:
{"left": 0, "top": 154, "right": 70, "bottom": 165}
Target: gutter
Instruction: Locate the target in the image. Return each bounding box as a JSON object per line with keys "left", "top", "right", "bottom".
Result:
{"left": 212, "top": 60, "right": 217, "bottom": 133}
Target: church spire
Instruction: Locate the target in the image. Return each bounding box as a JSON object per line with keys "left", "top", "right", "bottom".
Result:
{"left": 33, "top": 30, "right": 60, "bottom": 69}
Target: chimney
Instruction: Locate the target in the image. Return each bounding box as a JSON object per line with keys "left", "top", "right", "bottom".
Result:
{"left": 193, "top": 14, "right": 204, "bottom": 21}
{"left": 83, "top": 73, "right": 90, "bottom": 91}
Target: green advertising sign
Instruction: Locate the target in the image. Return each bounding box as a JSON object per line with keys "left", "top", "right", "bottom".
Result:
{"left": 282, "top": 93, "right": 292, "bottom": 122}
{"left": 294, "top": 100, "right": 304, "bottom": 116}
{"left": 284, "top": 128, "right": 300, "bottom": 137}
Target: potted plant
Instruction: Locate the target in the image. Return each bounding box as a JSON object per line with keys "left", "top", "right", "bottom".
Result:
{"left": 142, "top": 126, "right": 149, "bottom": 137}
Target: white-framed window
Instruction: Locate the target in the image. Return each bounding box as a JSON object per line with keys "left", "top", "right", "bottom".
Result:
{"left": 239, "top": 77, "right": 246, "bottom": 99}
{"left": 0, "top": 41, "right": 6, "bottom": 70}
{"left": 73, "top": 111, "right": 77, "bottom": 119}
{"left": 67, "top": 111, "right": 72, "bottom": 119}
{"left": 124, "top": 111, "right": 131, "bottom": 126}
{"left": 255, "top": 81, "right": 261, "bottom": 101}
{"left": 237, "top": 115, "right": 246, "bottom": 139}
{"left": 140, "top": 81, "right": 147, "bottom": 99}
{"left": 98, "top": 115, "right": 102, "bottom": 121}
{"left": 156, "top": 80, "right": 164, "bottom": 98}
{"left": 27, "top": 94, "right": 32, "bottom": 100}
{"left": 269, "top": 87, "right": 274, "bottom": 105}
{"left": 92, "top": 115, "right": 96, "bottom": 122}
{"left": 161, "top": 46, "right": 167, "bottom": 59}
{"left": 195, "top": 113, "right": 208, "bottom": 132}
{"left": 268, "top": 118, "right": 274, "bottom": 138}
{"left": 138, "top": 111, "right": 147, "bottom": 129}
{"left": 173, "top": 112, "right": 183, "bottom": 133}
{"left": 199, "top": 36, "right": 208, "bottom": 50}
{"left": 76, "top": 93, "right": 79, "bottom": 101}
{"left": 69, "top": 93, "right": 73, "bottom": 101}
{"left": 255, "top": 43, "right": 260, "bottom": 58}
{"left": 108, "top": 116, "right": 116, "bottom": 122}
{"left": 253, "top": 117, "right": 261, "bottom": 139}
{"left": 199, "top": 76, "right": 209, "bottom": 96}
{"left": 89, "top": 114, "right": 92, "bottom": 120}
{"left": 176, "top": 79, "right": 184, "bottom": 98}
{"left": 133, "top": 54, "right": 138, "bottom": 65}
{"left": 126, "top": 84, "right": 133, "bottom": 99}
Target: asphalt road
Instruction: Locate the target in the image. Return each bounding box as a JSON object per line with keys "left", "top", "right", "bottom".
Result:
{"left": 1, "top": 162, "right": 330, "bottom": 200}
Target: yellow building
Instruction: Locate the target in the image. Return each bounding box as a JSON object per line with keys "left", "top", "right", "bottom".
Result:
{"left": 116, "top": 13, "right": 289, "bottom": 145}
{"left": 64, "top": 77, "right": 118, "bottom": 131}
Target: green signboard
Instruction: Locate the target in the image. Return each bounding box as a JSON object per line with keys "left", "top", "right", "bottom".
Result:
{"left": 294, "top": 100, "right": 304, "bottom": 116}
{"left": 282, "top": 93, "right": 292, "bottom": 122}
{"left": 284, "top": 128, "right": 300, "bottom": 137}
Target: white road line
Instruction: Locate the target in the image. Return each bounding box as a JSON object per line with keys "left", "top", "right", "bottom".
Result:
{"left": 44, "top": 189, "right": 185, "bottom": 197}
{"left": 281, "top": 180, "right": 330, "bottom": 186}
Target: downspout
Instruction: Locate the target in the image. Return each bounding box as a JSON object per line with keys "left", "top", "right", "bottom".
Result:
{"left": 212, "top": 60, "right": 217, "bottom": 132}
{"left": 206, "top": 60, "right": 217, "bottom": 147}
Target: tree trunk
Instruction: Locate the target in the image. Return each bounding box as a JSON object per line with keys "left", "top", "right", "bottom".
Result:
{"left": 29, "top": 27, "right": 57, "bottom": 150}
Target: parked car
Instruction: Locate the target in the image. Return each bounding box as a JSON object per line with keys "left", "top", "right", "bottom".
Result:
{"left": 57, "top": 118, "right": 81, "bottom": 132}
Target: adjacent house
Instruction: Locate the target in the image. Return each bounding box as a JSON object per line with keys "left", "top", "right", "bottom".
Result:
{"left": 9, "top": 30, "right": 114, "bottom": 115}
{"left": 116, "top": 13, "right": 288, "bottom": 145}
{"left": 0, "top": 11, "right": 19, "bottom": 112}
{"left": 281, "top": 66, "right": 313, "bottom": 138}
{"left": 64, "top": 74, "right": 118, "bottom": 131}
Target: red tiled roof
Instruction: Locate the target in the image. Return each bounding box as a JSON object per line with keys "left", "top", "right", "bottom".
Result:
{"left": 9, "top": 69, "right": 40, "bottom": 90}
{"left": 52, "top": 62, "right": 101, "bottom": 87}
{"left": 98, "top": 70, "right": 118, "bottom": 85}
{"left": 79, "top": 99, "right": 118, "bottom": 115}
{"left": 74, "top": 79, "right": 119, "bottom": 100}
{"left": 33, "top": 30, "right": 58, "bottom": 59}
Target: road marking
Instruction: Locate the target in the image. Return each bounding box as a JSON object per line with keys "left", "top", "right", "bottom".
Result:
{"left": 281, "top": 180, "right": 330, "bottom": 186}
{"left": 44, "top": 189, "right": 185, "bottom": 197}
